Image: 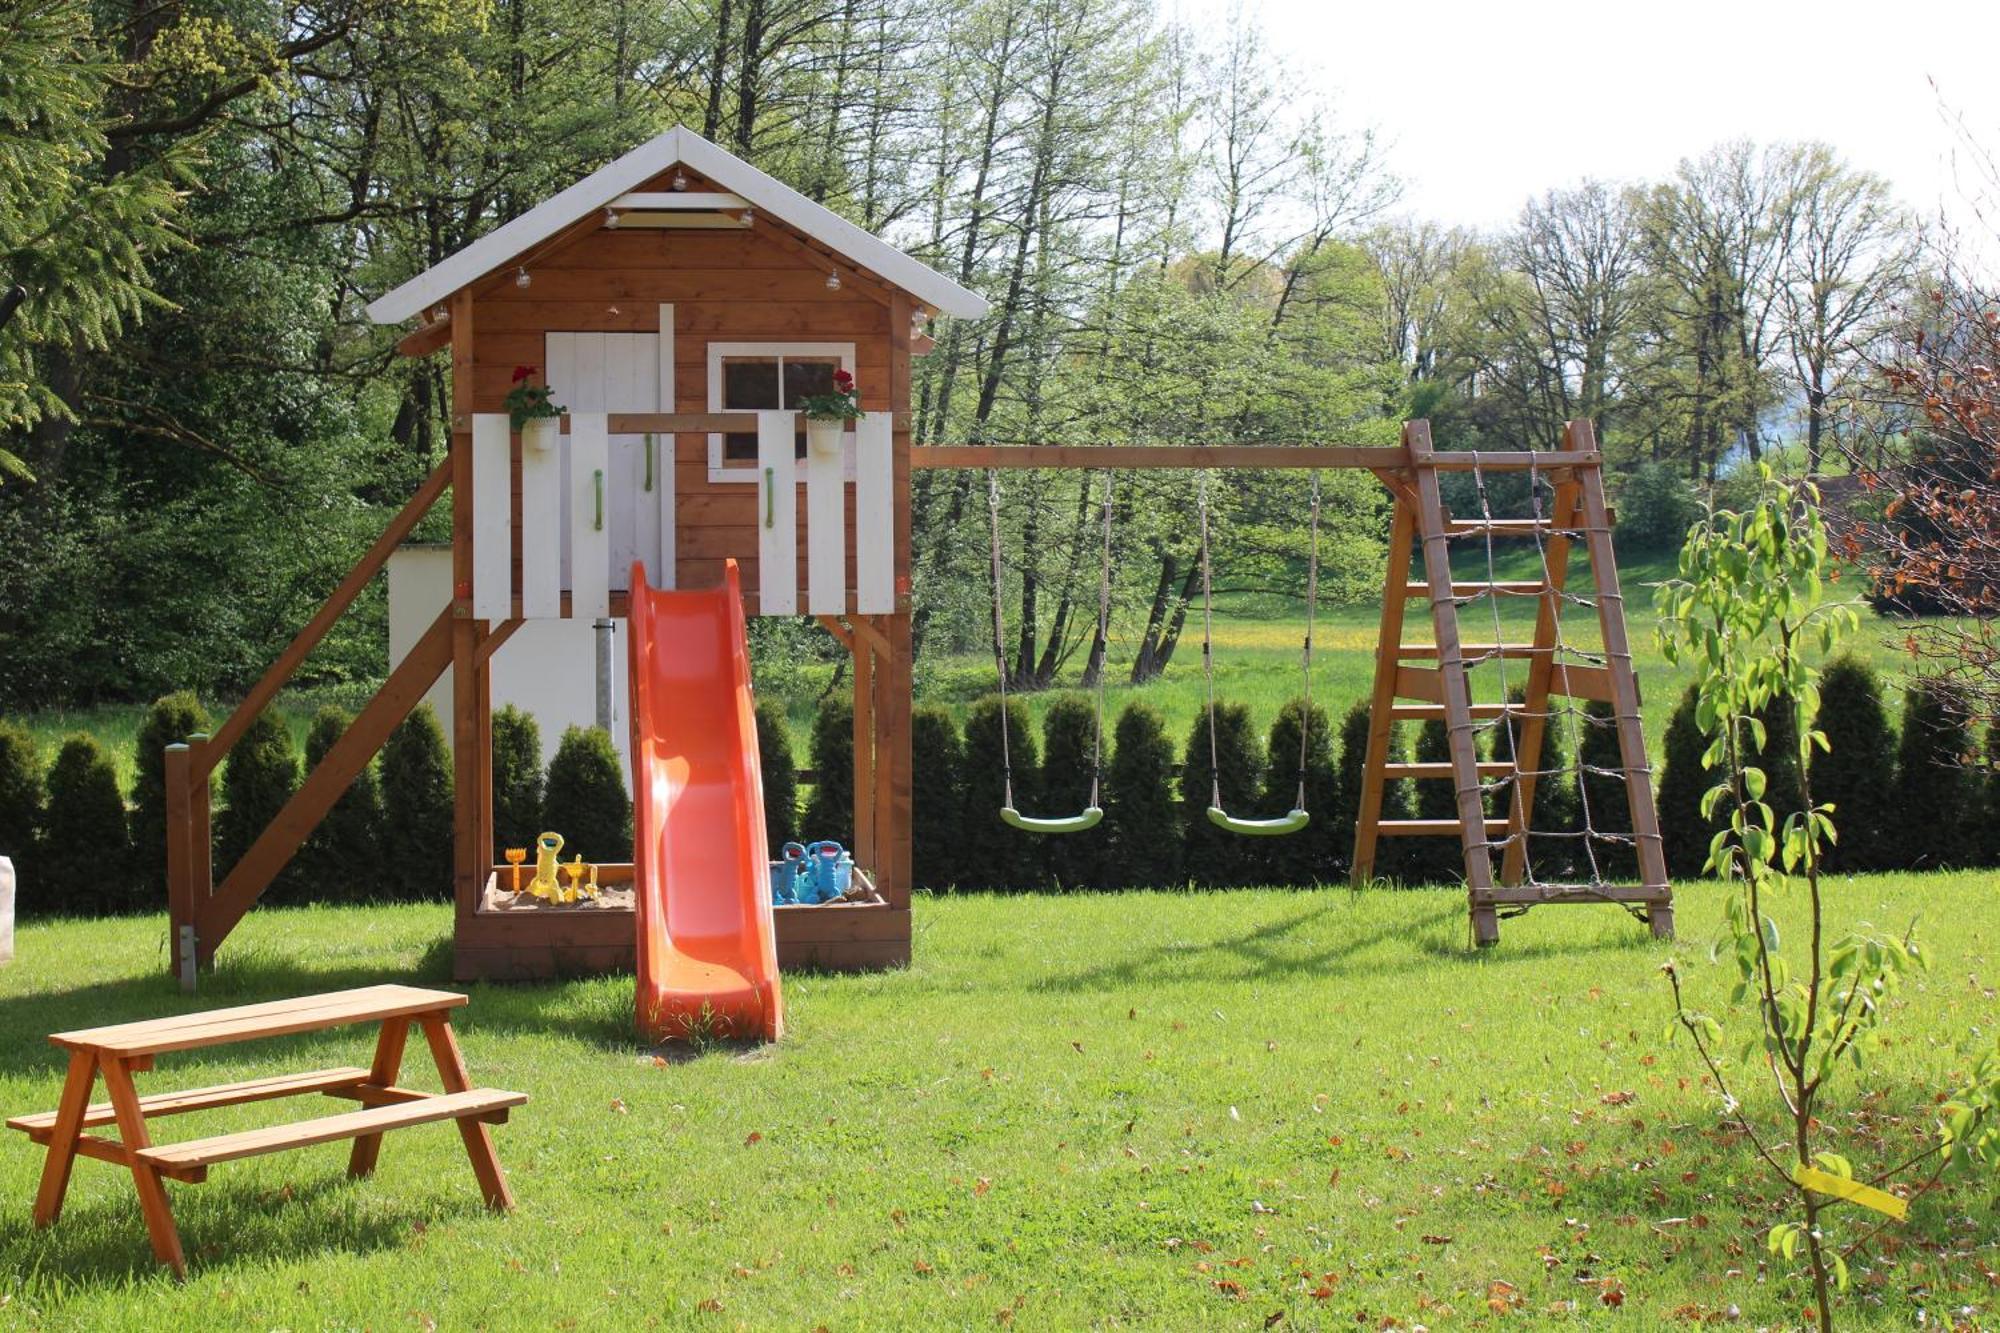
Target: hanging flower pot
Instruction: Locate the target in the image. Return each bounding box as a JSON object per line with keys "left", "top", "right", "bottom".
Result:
{"left": 505, "top": 366, "right": 565, "bottom": 452}
{"left": 799, "top": 368, "right": 863, "bottom": 459}
{"left": 522, "top": 416, "right": 559, "bottom": 455}
{"left": 805, "top": 415, "right": 846, "bottom": 459}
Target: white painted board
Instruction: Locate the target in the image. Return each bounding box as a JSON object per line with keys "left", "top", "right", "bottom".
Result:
{"left": 0, "top": 855, "right": 13, "bottom": 965}
{"left": 855, "top": 412, "right": 894, "bottom": 613}
{"left": 806, "top": 433, "right": 846, "bottom": 615}
{"left": 569, "top": 412, "right": 611, "bottom": 618}
{"left": 756, "top": 411, "right": 797, "bottom": 615}
{"left": 520, "top": 421, "right": 563, "bottom": 618}
{"left": 471, "top": 414, "right": 513, "bottom": 621}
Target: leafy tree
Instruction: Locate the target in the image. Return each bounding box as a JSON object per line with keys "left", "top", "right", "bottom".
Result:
{"left": 1808, "top": 657, "right": 1896, "bottom": 873}
{"left": 1614, "top": 462, "right": 1702, "bottom": 552}
{"left": 40, "top": 734, "right": 130, "bottom": 914}
{"left": 379, "top": 704, "right": 453, "bottom": 901}
{"left": 753, "top": 698, "right": 797, "bottom": 856}
{"left": 217, "top": 710, "right": 299, "bottom": 901}
{"left": 802, "top": 696, "right": 853, "bottom": 847}
{"left": 1103, "top": 701, "right": 1180, "bottom": 889}
{"left": 910, "top": 705, "right": 964, "bottom": 891}
{"left": 959, "top": 695, "right": 1039, "bottom": 890}
{"left": 0, "top": 720, "right": 44, "bottom": 884}
{"left": 130, "top": 692, "right": 209, "bottom": 901}
{"left": 1038, "top": 694, "right": 1102, "bottom": 889}
{"left": 295, "top": 706, "right": 384, "bottom": 904}
{"left": 1655, "top": 685, "right": 1711, "bottom": 880}
{"left": 1260, "top": 698, "right": 1339, "bottom": 886}
{"left": 1181, "top": 702, "right": 1265, "bottom": 888}
{"left": 543, "top": 726, "right": 631, "bottom": 865}
{"left": 1891, "top": 680, "right": 1974, "bottom": 869}
{"left": 491, "top": 706, "right": 544, "bottom": 861}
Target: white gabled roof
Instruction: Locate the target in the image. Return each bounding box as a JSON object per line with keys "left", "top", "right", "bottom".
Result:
{"left": 365, "top": 125, "right": 990, "bottom": 325}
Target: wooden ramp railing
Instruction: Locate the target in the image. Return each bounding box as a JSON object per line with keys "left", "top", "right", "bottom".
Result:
{"left": 1351, "top": 420, "right": 1673, "bottom": 945}
{"left": 166, "top": 461, "right": 453, "bottom": 987}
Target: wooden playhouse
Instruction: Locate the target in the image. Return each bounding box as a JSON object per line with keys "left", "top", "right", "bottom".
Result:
{"left": 163, "top": 126, "right": 988, "bottom": 985}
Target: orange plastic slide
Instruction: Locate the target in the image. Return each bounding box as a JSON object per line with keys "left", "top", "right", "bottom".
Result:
{"left": 626, "top": 559, "right": 783, "bottom": 1043}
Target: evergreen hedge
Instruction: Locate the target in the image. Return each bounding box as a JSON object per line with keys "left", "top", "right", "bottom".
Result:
{"left": 958, "top": 695, "right": 1040, "bottom": 888}
{"left": 910, "top": 705, "right": 965, "bottom": 890}
{"left": 1502, "top": 689, "right": 1581, "bottom": 882}
{"left": 217, "top": 710, "right": 300, "bottom": 902}
{"left": 1577, "top": 700, "right": 1638, "bottom": 881}
{"left": 131, "top": 691, "right": 210, "bottom": 901}
{"left": 1405, "top": 717, "right": 1478, "bottom": 885}
{"left": 42, "top": 735, "right": 131, "bottom": 915}
{"left": 295, "top": 706, "right": 385, "bottom": 904}
{"left": 753, "top": 698, "right": 797, "bottom": 856}
{"left": 491, "top": 705, "right": 544, "bottom": 860}
{"left": 1655, "top": 684, "right": 1711, "bottom": 879}
{"left": 1261, "top": 698, "right": 1340, "bottom": 885}
{"left": 543, "top": 726, "right": 631, "bottom": 864}
{"left": 379, "top": 704, "right": 454, "bottom": 900}
{"left": 802, "top": 695, "right": 854, "bottom": 846}
{"left": 1038, "top": 694, "right": 1101, "bottom": 889}
{"left": 1180, "top": 701, "right": 1264, "bottom": 887}
{"left": 1809, "top": 656, "right": 1896, "bottom": 873}
{"left": 1103, "top": 700, "right": 1180, "bottom": 888}
{"left": 1334, "top": 702, "right": 1411, "bottom": 884}
{"left": 1892, "top": 681, "right": 1973, "bottom": 869}
{"left": 1981, "top": 727, "right": 2000, "bottom": 868}
{"left": 0, "top": 720, "right": 44, "bottom": 888}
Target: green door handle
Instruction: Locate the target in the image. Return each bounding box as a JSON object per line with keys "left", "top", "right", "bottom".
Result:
{"left": 643, "top": 432, "right": 655, "bottom": 492}
{"left": 593, "top": 469, "right": 604, "bottom": 531}
{"left": 764, "top": 467, "right": 775, "bottom": 528}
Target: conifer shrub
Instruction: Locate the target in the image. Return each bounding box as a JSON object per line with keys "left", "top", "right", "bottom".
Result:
{"left": 491, "top": 705, "right": 544, "bottom": 861}
{"left": 911, "top": 705, "right": 965, "bottom": 890}
{"left": 1501, "top": 687, "right": 1581, "bottom": 881}
{"left": 543, "top": 726, "right": 631, "bottom": 864}
{"left": 295, "top": 706, "right": 385, "bottom": 904}
{"left": 1260, "top": 698, "right": 1340, "bottom": 885}
{"left": 1891, "top": 680, "right": 1974, "bottom": 869}
{"left": 217, "top": 710, "right": 300, "bottom": 900}
{"left": 802, "top": 695, "right": 854, "bottom": 846}
{"left": 1809, "top": 656, "right": 1896, "bottom": 873}
{"left": 379, "top": 704, "right": 454, "bottom": 900}
{"left": 1180, "top": 701, "right": 1265, "bottom": 887}
{"left": 959, "top": 695, "right": 1040, "bottom": 889}
{"left": 0, "top": 720, "right": 44, "bottom": 889}
{"left": 42, "top": 735, "right": 131, "bottom": 914}
{"left": 753, "top": 698, "right": 798, "bottom": 856}
{"left": 1103, "top": 700, "right": 1180, "bottom": 889}
{"left": 1655, "top": 684, "right": 1712, "bottom": 879}
{"left": 1333, "top": 701, "right": 1413, "bottom": 884}
{"left": 1038, "top": 694, "right": 1101, "bottom": 889}
{"left": 131, "top": 691, "right": 210, "bottom": 900}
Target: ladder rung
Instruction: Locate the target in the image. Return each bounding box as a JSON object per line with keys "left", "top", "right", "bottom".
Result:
{"left": 1445, "top": 518, "right": 1563, "bottom": 536}
{"left": 1396, "top": 643, "right": 1549, "bottom": 660}
{"left": 1404, "top": 581, "right": 1547, "bottom": 599}
{"left": 1376, "top": 819, "right": 1511, "bottom": 837}
{"left": 1389, "top": 703, "right": 1517, "bottom": 721}
{"left": 1383, "top": 762, "right": 1515, "bottom": 779}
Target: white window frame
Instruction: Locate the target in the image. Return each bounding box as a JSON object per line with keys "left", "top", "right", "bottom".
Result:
{"left": 706, "top": 340, "right": 857, "bottom": 483}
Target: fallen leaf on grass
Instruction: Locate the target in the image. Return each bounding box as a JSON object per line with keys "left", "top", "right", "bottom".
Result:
{"left": 610, "top": 1098, "right": 629, "bottom": 1114}
{"left": 1600, "top": 1090, "right": 1636, "bottom": 1106}
{"left": 695, "top": 1297, "right": 723, "bottom": 1314}
{"left": 1212, "top": 1280, "right": 1244, "bottom": 1298}
{"left": 1264, "top": 1312, "right": 1286, "bottom": 1328}
{"left": 744, "top": 1131, "right": 763, "bottom": 1146}
{"left": 974, "top": 1177, "right": 992, "bottom": 1196}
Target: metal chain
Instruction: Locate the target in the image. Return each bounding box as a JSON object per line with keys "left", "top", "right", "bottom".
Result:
{"left": 985, "top": 469, "right": 1016, "bottom": 810}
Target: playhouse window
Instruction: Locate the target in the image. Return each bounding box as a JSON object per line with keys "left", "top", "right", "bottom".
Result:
{"left": 707, "top": 341, "right": 856, "bottom": 482}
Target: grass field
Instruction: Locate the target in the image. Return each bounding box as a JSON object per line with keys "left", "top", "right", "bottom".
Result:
{"left": 2, "top": 878, "right": 1995, "bottom": 1329}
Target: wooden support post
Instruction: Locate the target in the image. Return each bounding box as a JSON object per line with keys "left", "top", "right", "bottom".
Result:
{"left": 98, "top": 1055, "right": 185, "bottom": 1278}
{"left": 449, "top": 288, "right": 487, "bottom": 929}
{"left": 32, "top": 1050, "right": 97, "bottom": 1227}
{"left": 1498, "top": 479, "right": 1581, "bottom": 886}
{"left": 347, "top": 1016, "right": 410, "bottom": 1178}
{"left": 1569, "top": 422, "right": 1673, "bottom": 939}
{"left": 419, "top": 1014, "right": 513, "bottom": 1211}
{"left": 883, "top": 295, "right": 916, "bottom": 923}
{"left": 1352, "top": 495, "right": 1417, "bottom": 885}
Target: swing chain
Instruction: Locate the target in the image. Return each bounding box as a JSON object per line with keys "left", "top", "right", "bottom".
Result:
{"left": 985, "top": 469, "right": 1017, "bottom": 811}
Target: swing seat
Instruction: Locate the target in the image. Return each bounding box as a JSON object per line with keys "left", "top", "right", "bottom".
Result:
{"left": 1206, "top": 806, "right": 1310, "bottom": 837}
{"left": 1000, "top": 806, "right": 1103, "bottom": 834}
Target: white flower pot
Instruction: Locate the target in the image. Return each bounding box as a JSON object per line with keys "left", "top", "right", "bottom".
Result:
{"left": 805, "top": 416, "right": 846, "bottom": 459}
{"left": 522, "top": 417, "right": 559, "bottom": 455}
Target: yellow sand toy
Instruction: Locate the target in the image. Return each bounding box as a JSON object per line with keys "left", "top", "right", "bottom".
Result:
{"left": 529, "top": 832, "right": 565, "bottom": 901}
{"left": 559, "top": 855, "right": 590, "bottom": 904}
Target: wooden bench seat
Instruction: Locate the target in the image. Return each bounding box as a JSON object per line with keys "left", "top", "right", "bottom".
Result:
{"left": 137, "top": 1088, "right": 526, "bottom": 1181}
{"left": 7, "top": 1066, "right": 372, "bottom": 1140}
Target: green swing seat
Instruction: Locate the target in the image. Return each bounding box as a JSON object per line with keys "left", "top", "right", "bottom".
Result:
{"left": 1001, "top": 806, "right": 1104, "bottom": 834}
{"left": 1206, "top": 806, "right": 1310, "bottom": 837}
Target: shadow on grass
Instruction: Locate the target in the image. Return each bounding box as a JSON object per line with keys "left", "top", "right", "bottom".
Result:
{"left": 0, "top": 1172, "right": 482, "bottom": 1292}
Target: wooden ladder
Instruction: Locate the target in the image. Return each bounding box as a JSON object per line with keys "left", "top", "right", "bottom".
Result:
{"left": 1350, "top": 420, "right": 1673, "bottom": 945}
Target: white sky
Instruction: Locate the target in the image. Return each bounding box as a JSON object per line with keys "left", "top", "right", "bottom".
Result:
{"left": 1182, "top": 0, "right": 2000, "bottom": 261}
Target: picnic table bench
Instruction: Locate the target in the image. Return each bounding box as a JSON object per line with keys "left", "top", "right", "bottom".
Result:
{"left": 8, "top": 984, "right": 526, "bottom": 1278}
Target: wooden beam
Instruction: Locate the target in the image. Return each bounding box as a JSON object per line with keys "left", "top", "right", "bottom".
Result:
{"left": 198, "top": 608, "right": 457, "bottom": 959}
{"left": 473, "top": 619, "right": 523, "bottom": 669}
{"left": 395, "top": 316, "right": 452, "bottom": 358}
{"left": 198, "top": 459, "right": 451, "bottom": 781}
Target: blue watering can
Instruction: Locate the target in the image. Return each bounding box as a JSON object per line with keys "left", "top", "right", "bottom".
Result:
{"left": 769, "top": 841, "right": 807, "bottom": 905}
{"left": 799, "top": 841, "right": 853, "bottom": 904}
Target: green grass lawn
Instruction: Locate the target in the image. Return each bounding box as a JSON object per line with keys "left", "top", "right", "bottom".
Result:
{"left": 3, "top": 879, "right": 1995, "bottom": 1328}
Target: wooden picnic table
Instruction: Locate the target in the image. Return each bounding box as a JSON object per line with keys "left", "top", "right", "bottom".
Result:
{"left": 8, "top": 984, "right": 526, "bottom": 1278}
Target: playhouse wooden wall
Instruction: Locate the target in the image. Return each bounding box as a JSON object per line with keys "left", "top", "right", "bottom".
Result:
{"left": 459, "top": 169, "right": 897, "bottom": 608}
